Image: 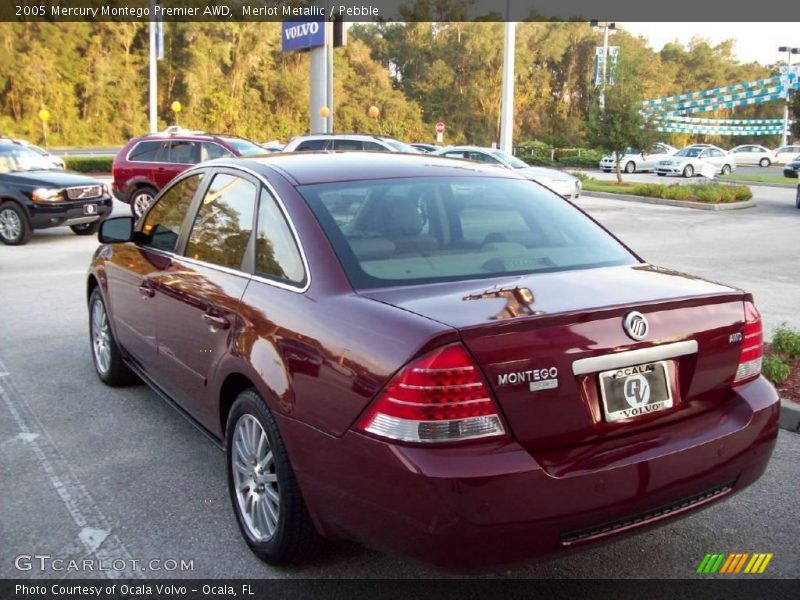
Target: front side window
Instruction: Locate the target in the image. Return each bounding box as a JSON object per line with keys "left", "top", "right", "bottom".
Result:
{"left": 299, "top": 176, "right": 637, "bottom": 289}
{"left": 254, "top": 189, "right": 305, "bottom": 284}
{"left": 364, "top": 141, "right": 391, "bottom": 152}
{"left": 140, "top": 174, "right": 203, "bottom": 252}
{"left": 295, "top": 139, "right": 327, "bottom": 151}
{"left": 185, "top": 174, "right": 256, "bottom": 270}
{"left": 163, "top": 140, "right": 200, "bottom": 164}
{"left": 202, "top": 142, "right": 233, "bottom": 161}
{"left": 332, "top": 139, "right": 363, "bottom": 151}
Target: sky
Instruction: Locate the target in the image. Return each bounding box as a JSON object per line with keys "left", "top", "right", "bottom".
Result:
{"left": 623, "top": 23, "right": 800, "bottom": 65}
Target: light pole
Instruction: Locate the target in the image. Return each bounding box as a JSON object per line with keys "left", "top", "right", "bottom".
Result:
{"left": 499, "top": 0, "right": 516, "bottom": 153}
{"left": 591, "top": 21, "right": 617, "bottom": 111}
{"left": 778, "top": 46, "right": 800, "bottom": 147}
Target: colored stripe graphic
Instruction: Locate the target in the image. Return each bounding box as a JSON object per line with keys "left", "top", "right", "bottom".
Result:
{"left": 642, "top": 77, "right": 782, "bottom": 106}
{"left": 697, "top": 552, "right": 773, "bottom": 574}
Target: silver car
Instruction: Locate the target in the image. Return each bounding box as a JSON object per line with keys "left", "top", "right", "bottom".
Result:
{"left": 655, "top": 145, "right": 736, "bottom": 178}
{"left": 729, "top": 144, "right": 773, "bottom": 168}
{"left": 432, "top": 145, "right": 581, "bottom": 199}
{"left": 599, "top": 143, "right": 677, "bottom": 174}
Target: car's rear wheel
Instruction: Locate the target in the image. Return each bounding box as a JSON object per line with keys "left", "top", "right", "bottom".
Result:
{"left": 796, "top": 186, "right": 800, "bottom": 209}
{"left": 130, "top": 187, "right": 156, "bottom": 220}
{"left": 70, "top": 221, "right": 101, "bottom": 236}
{"left": 89, "top": 288, "right": 138, "bottom": 386}
{"left": 760, "top": 157, "right": 771, "bottom": 168}
{"left": 682, "top": 165, "right": 694, "bottom": 178}
{"left": 625, "top": 161, "right": 636, "bottom": 174}
{"left": 226, "top": 389, "right": 321, "bottom": 565}
{"left": 721, "top": 164, "right": 732, "bottom": 175}
{"left": 0, "top": 202, "right": 33, "bottom": 246}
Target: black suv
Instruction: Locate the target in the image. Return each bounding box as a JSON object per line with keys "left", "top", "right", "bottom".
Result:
{"left": 0, "top": 142, "right": 112, "bottom": 245}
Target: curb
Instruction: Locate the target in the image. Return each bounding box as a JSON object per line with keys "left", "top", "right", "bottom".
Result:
{"left": 584, "top": 190, "right": 756, "bottom": 211}
{"left": 719, "top": 179, "right": 795, "bottom": 189}
{"left": 779, "top": 398, "right": 800, "bottom": 433}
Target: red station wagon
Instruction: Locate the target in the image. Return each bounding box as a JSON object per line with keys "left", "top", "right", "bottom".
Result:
{"left": 87, "top": 153, "right": 779, "bottom": 569}
{"left": 111, "top": 128, "right": 265, "bottom": 219}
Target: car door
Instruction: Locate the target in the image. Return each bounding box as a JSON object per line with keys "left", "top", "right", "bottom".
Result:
{"left": 153, "top": 168, "right": 257, "bottom": 429}
{"left": 105, "top": 172, "right": 205, "bottom": 373}
{"left": 153, "top": 139, "right": 200, "bottom": 188}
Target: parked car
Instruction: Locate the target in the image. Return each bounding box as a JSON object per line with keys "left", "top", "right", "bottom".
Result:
{"left": 88, "top": 152, "right": 778, "bottom": 568}
{"left": 654, "top": 145, "right": 735, "bottom": 178}
{"left": 409, "top": 143, "right": 442, "bottom": 153}
{"left": 783, "top": 156, "right": 800, "bottom": 179}
{"left": 432, "top": 145, "right": 581, "bottom": 199}
{"left": 729, "top": 144, "right": 774, "bottom": 167}
{"left": 796, "top": 183, "right": 800, "bottom": 209}
{"left": 0, "top": 137, "right": 65, "bottom": 169}
{"left": 599, "top": 143, "right": 677, "bottom": 173}
{"left": 772, "top": 145, "right": 800, "bottom": 165}
{"left": 0, "top": 142, "right": 112, "bottom": 245}
{"left": 112, "top": 128, "right": 265, "bottom": 219}
{"left": 282, "top": 133, "right": 421, "bottom": 154}
{"left": 259, "top": 140, "right": 284, "bottom": 153}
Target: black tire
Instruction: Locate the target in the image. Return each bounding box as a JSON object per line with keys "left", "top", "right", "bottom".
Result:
{"left": 602, "top": 169, "right": 611, "bottom": 173}
{"left": 88, "top": 288, "right": 139, "bottom": 386}
{"left": 795, "top": 186, "right": 800, "bottom": 209}
{"left": 760, "top": 157, "right": 771, "bottom": 168}
{"left": 721, "top": 164, "right": 732, "bottom": 176}
{"left": 0, "top": 201, "right": 33, "bottom": 246}
{"left": 657, "top": 172, "right": 666, "bottom": 177}
{"left": 624, "top": 161, "right": 636, "bottom": 174}
{"left": 683, "top": 165, "right": 694, "bottom": 178}
{"left": 226, "top": 389, "right": 321, "bottom": 565}
{"left": 70, "top": 221, "right": 101, "bottom": 236}
{"left": 129, "top": 186, "right": 157, "bottom": 220}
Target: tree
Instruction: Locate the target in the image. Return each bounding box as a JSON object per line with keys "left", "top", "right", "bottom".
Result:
{"left": 586, "top": 58, "right": 656, "bottom": 183}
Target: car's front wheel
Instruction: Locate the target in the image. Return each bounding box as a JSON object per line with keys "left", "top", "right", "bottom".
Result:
{"left": 0, "top": 202, "right": 33, "bottom": 246}
{"left": 625, "top": 161, "right": 636, "bottom": 174}
{"left": 682, "top": 165, "right": 694, "bottom": 178}
{"left": 70, "top": 221, "right": 101, "bottom": 236}
{"left": 89, "top": 288, "right": 138, "bottom": 386}
{"left": 721, "top": 164, "right": 732, "bottom": 175}
{"left": 760, "top": 157, "right": 771, "bottom": 168}
{"left": 130, "top": 187, "right": 157, "bottom": 220}
{"left": 226, "top": 389, "right": 321, "bottom": 565}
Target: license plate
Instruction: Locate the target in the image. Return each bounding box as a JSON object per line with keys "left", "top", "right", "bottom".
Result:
{"left": 83, "top": 203, "right": 98, "bottom": 215}
{"left": 598, "top": 361, "right": 672, "bottom": 422}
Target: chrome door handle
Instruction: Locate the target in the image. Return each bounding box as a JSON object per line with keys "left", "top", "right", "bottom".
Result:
{"left": 202, "top": 313, "right": 230, "bottom": 331}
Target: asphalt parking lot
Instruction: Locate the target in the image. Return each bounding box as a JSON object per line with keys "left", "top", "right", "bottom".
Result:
{"left": 1, "top": 187, "right": 798, "bottom": 580}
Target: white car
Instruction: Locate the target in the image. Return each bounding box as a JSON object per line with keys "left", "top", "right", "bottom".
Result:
{"left": 433, "top": 145, "right": 581, "bottom": 199}
{"left": 773, "top": 145, "right": 800, "bottom": 165}
{"left": 599, "top": 143, "right": 677, "bottom": 174}
{"left": 283, "top": 134, "right": 421, "bottom": 154}
{"left": 0, "top": 137, "right": 65, "bottom": 169}
{"left": 729, "top": 144, "right": 774, "bottom": 167}
{"left": 654, "top": 145, "right": 736, "bottom": 178}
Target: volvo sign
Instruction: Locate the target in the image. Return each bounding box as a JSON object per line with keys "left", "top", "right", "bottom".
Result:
{"left": 281, "top": 20, "right": 326, "bottom": 53}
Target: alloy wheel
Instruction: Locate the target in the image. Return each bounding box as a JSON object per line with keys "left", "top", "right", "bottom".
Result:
{"left": 0, "top": 208, "right": 22, "bottom": 242}
{"left": 232, "top": 414, "right": 280, "bottom": 542}
{"left": 91, "top": 298, "right": 112, "bottom": 374}
{"left": 133, "top": 192, "right": 154, "bottom": 218}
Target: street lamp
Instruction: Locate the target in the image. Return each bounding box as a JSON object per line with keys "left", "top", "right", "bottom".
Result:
{"left": 778, "top": 46, "right": 800, "bottom": 147}
{"left": 591, "top": 21, "right": 617, "bottom": 111}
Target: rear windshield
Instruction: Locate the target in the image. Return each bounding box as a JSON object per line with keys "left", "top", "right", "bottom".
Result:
{"left": 219, "top": 137, "right": 265, "bottom": 157}
{"left": 299, "top": 176, "right": 637, "bottom": 289}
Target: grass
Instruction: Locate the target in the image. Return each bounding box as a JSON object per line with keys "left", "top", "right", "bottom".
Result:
{"left": 719, "top": 173, "right": 795, "bottom": 186}
{"left": 580, "top": 178, "right": 752, "bottom": 203}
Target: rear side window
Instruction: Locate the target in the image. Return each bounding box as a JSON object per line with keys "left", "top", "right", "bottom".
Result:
{"left": 140, "top": 174, "right": 203, "bottom": 252}
{"left": 128, "top": 141, "right": 163, "bottom": 162}
{"left": 255, "top": 189, "right": 305, "bottom": 284}
{"left": 185, "top": 174, "right": 257, "bottom": 270}
{"left": 295, "top": 139, "right": 327, "bottom": 151}
{"left": 163, "top": 140, "right": 200, "bottom": 164}
{"left": 299, "top": 177, "right": 637, "bottom": 289}
{"left": 332, "top": 139, "right": 363, "bottom": 151}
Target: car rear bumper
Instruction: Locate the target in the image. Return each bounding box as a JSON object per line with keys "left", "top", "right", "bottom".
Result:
{"left": 29, "top": 197, "right": 113, "bottom": 230}
{"left": 279, "top": 376, "right": 779, "bottom": 569}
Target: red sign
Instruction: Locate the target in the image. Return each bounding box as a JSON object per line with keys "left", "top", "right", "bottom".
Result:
{"left": 435, "top": 122, "right": 445, "bottom": 134}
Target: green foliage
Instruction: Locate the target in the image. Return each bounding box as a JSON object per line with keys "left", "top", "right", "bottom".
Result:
{"left": 584, "top": 179, "right": 752, "bottom": 203}
{"left": 762, "top": 355, "right": 790, "bottom": 385}
{"left": 64, "top": 156, "right": 114, "bottom": 173}
{"left": 773, "top": 326, "right": 800, "bottom": 360}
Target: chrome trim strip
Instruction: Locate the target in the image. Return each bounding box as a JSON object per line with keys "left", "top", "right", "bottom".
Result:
{"left": 571, "top": 340, "right": 698, "bottom": 376}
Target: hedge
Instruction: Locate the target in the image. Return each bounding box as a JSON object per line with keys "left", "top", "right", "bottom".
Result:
{"left": 64, "top": 155, "right": 114, "bottom": 173}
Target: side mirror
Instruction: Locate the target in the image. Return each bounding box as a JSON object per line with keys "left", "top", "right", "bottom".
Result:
{"left": 99, "top": 216, "right": 134, "bottom": 243}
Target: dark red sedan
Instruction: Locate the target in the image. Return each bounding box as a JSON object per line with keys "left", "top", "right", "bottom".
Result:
{"left": 87, "top": 153, "right": 779, "bottom": 568}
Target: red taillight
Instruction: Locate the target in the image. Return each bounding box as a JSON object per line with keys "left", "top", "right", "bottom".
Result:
{"left": 356, "top": 343, "right": 506, "bottom": 443}
{"left": 734, "top": 301, "right": 763, "bottom": 385}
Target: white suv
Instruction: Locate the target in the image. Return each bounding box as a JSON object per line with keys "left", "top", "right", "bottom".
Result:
{"left": 283, "top": 134, "right": 420, "bottom": 154}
